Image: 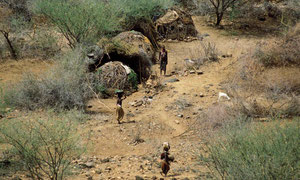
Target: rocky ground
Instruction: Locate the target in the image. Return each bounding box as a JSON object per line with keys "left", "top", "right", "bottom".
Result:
{"left": 0, "top": 17, "right": 273, "bottom": 180}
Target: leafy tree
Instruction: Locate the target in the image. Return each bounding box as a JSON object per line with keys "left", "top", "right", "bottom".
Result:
{"left": 32, "top": 0, "right": 173, "bottom": 48}
{"left": 33, "top": 0, "right": 121, "bottom": 48}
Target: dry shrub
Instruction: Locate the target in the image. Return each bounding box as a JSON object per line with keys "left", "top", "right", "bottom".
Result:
{"left": 256, "top": 23, "right": 300, "bottom": 67}
{"left": 200, "top": 120, "right": 300, "bottom": 180}
{"left": 4, "top": 47, "right": 92, "bottom": 110}
{"left": 197, "top": 104, "right": 235, "bottom": 133}
{"left": 224, "top": 34, "right": 300, "bottom": 118}
{"left": 186, "top": 41, "right": 220, "bottom": 70}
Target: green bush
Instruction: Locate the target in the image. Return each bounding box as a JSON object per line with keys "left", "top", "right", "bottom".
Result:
{"left": 0, "top": 110, "right": 85, "bottom": 179}
{"left": 112, "top": 0, "right": 174, "bottom": 27}
{"left": 32, "top": 0, "right": 173, "bottom": 48}
{"left": 200, "top": 120, "right": 300, "bottom": 179}
{"left": 33, "top": 0, "right": 121, "bottom": 48}
{"left": 4, "top": 47, "right": 92, "bottom": 110}
{"left": 127, "top": 70, "right": 138, "bottom": 90}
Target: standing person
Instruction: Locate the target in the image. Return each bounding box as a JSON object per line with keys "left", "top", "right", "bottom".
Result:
{"left": 116, "top": 90, "right": 126, "bottom": 124}
{"left": 159, "top": 45, "right": 168, "bottom": 76}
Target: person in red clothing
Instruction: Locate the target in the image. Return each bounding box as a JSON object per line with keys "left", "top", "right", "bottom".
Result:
{"left": 160, "top": 142, "right": 174, "bottom": 177}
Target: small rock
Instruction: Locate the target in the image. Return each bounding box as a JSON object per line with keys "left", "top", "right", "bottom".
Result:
{"left": 134, "top": 100, "right": 143, "bottom": 107}
{"left": 152, "top": 176, "right": 157, "bottom": 180}
{"left": 136, "top": 175, "right": 144, "bottom": 180}
{"left": 202, "top": 33, "right": 210, "bottom": 37}
{"left": 189, "top": 70, "right": 196, "bottom": 74}
{"left": 86, "top": 161, "right": 95, "bottom": 168}
{"left": 164, "top": 78, "right": 179, "bottom": 83}
{"left": 105, "top": 167, "right": 112, "bottom": 171}
{"left": 199, "top": 93, "right": 204, "bottom": 97}
{"left": 197, "top": 71, "right": 203, "bottom": 75}
{"left": 87, "top": 176, "right": 93, "bottom": 180}
{"left": 175, "top": 120, "right": 180, "bottom": 124}
{"left": 222, "top": 53, "right": 232, "bottom": 58}
{"left": 126, "top": 112, "right": 135, "bottom": 117}
{"left": 96, "top": 169, "right": 102, "bottom": 174}
{"left": 177, "top": 114, "right": 183, "bottom": 118}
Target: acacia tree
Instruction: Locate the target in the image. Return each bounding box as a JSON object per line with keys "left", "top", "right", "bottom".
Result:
{"left": 33, "top": 0, "right": 121, "bottom": 48}
{"left": 0, "top": 1, "right": 31, "bottom": 59}
{"left": 0, "top": 7, "right": 19, "bottom": 59}
{"left": 208, "top": 0, "right": 238, "bottom": 25}
{"left": 0, "top": 0, "right": 32, "bottom": 21}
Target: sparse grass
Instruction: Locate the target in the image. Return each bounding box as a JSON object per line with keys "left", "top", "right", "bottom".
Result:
{"left": 187, "top": 41, "right": 220, "bottom": 70}
{"left": 173, "top": 98, "right": 192, "bottom": 111}
{"left": 223, "top": 24, "right": 300, "bottom": 118}
{"left": 200, "top": 119, "right": 300, "bottom": 180}
{"left": 131, "top": 127, "right": 145, "bottom": 145}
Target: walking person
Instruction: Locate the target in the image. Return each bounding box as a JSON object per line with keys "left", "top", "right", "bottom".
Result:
{"left": 160, "top": 142, "right": 174, "bottom": 177}
{"left": 159, "top": 45, "right": 168, "bottom": 76}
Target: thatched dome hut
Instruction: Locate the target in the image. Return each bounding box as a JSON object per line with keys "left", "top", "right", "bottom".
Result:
{"left": 155, "top": 8, "right": 198, "bottom": 40}
{"left": 96, "top": 61, "right": 138, "bottom": 92}
{"left": 87, "top": 31, "right": 154, "bottom": 82}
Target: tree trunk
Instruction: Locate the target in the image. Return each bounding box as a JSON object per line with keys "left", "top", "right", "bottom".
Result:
{"left": 1, "top": 31, "right": 17, "bottom": 60}
{"left": 216, "top": 12, "right": 224, "bottom": 26}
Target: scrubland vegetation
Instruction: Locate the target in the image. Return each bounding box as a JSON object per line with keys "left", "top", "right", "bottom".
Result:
{"left": 200, "top": 119, "right": 299, "bottom": 179}
{"left": 0, "top": 0, "right": 299, "bottom": 179}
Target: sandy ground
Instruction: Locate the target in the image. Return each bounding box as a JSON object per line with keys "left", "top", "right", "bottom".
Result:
{"left": 0, "top": 17, "right": 268, "bottom": 179}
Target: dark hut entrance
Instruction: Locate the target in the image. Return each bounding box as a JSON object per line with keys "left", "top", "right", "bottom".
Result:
{"left": 99, "top": 52, "right": 151, "bottom": 82}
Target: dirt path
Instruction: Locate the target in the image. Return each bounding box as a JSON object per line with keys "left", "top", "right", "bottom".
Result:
{"left": 74, "top": 17, "right": 263, "bottom": 179}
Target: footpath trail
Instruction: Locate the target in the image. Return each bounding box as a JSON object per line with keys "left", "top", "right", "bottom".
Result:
{"left": 79, "top": 17, "right": 262, "bottom": 179}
